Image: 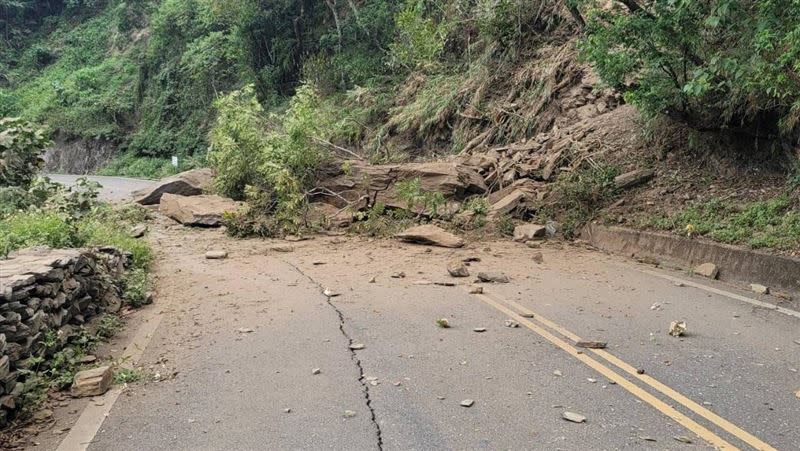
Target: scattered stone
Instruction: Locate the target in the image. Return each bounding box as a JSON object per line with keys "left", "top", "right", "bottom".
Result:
{"left": 79, "top": 355, "right": 97, "bottom": 364}
{"left": 513, "top": 224, "right": 546, "bottom": 242}
{"left": 413, "top": 280, "right": 433, "bottom": 286}
{"left": 531, "top": 253, "right": 544, "bottom": 264}
{"left": 33, "top": 409, "right": 53, "bottom": 422}
{"left": 693, "top": 263, "right": 719, "bottom": 279}
{"left": 576, "top": 340, "right": 607, "bottom": 349}
{"left": 488, "top": 190, "right": 525, "bottom": 219}
{"left": 650, "top": 302, "right": 662, "bottom": 311}
{"left": 477, "top": 272, "right": 510, "bottom": 283}
{"left": 614, "top": 168, "right": 655, "bottom": 190}
{"left": 436, "top": 318, "right": 450, "bottom": 328}
{"left": 504, "top": 319, "right": 520, "bottom": 328}
{"left": 71, "top": 366, "right": 113, "bottom": 398}
{"left": 553, "top": 370, "right": 563, "bottom": 377}
{"left": 561, "top": 411, "right": 586, "bottom": 423}
{"left": 447, "top": 261, "right": 470, "bottom": 278}
{"left": 323, "top": 288, "right": 340, "bottom": 298}
{"left": 205, "top": 250, "right": 228, "bottom": 260}
{"left": 636, "top": 368, "right": 645, "bottom": 375}
{"left": 396, "top": 225, "right": 465, "bottom": 248}
{"left": 270, "top": 245, "right": 295, "bottom": 253}
{"left": 674, "top": 282, "right": 685, "bottom": 287}
{"left": 283, "top": 408, "right": 292, "bottom": 413}
{"left": 349, "top": 343, "right": 365, "bottom": 350}
{"left": 129, "top": 225, "right": 147, "bottom": 238}
{"left": 434, "top": 281, "right": 456, "bottom": 287}
{"left": 391, "top": 272, "right": 406, "bottom": 279}
{"left": 587, "top": 378, "right": 597, "bottom": 383}
{"left": 237, "top": 327, "right": 254, "bottom": 334}
{"left": 775, "top": 291, "right": 793, "bottom": 302}
{"left": 639, "top": 436, "right": 657, "bottom": 442}
{"left": 472, "top": 327, "right": 487, "bottom": 333}
{"left": 368, "top": 276, "right": 376, "bottom": 283}
{"left": 312, "top": 368, "right": 321, "bottom": 375}
{"left": 668, "top": 321, "right": 687, "bottom": 337}
{"left": 133, "top": 168, "right": 214, "bottom": 205}
{"left": 468, "top": 285, "right": 484, "bottom": 294}
{"left": 795, "top": 389, "right": 800, "bottom": 400}
{"left": 343, "top": 410, "right": 356, "bottom": 418}
{"left": 750, "top": 284, "right": 769, "bottom": 295}
{"left": 519, "top": 312, "right": 534, "bottom": 318}
{"left": 673, "top": 436, "right": 693, "bottom": 444}
{"left": 460, "top": 399, "right": 475, "bottom": 407}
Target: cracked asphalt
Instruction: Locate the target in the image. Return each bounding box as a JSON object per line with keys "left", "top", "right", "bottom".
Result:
{"left": 45, "top": 176, "right": 800, "bottom": 450}
{"left": 71, "top": 218, "right": 799, "bottom": 451}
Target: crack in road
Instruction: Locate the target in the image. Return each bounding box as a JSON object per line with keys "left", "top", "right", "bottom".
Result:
{"left": 285, "top": 261, "right": 384, "bottom": 451}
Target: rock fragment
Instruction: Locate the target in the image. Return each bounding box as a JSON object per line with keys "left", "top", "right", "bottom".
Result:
{"left": 130, "top": 225, "right": 147, "bottom": 238}
{"left": 205, "top": 250, "right": 228, "bottom": 260}
{"left": 477, "top": 272, "right": 510, "bottom": 283}
{"left": 468, "top": 285, "right": 484, "bottom": 294}
{"left": 396, "top": 225, "right": 464, "bottom": 248}
{"left": 750, "top": 284, "right": 769, "bottom": 295}
{"left": 513, "top": 224, "right": 546, "bottom": 242}
{"left": 71, "top": 366, "right": 113, "bottom": 398}
{"left": 561, "top": 411, "right": 586, "bottom": 423}
{"left": 504, "top": 319, "right": 520, "bottom": 328}
{"left": 460, "top": 399, "right": 475, "bottom": 407}
{"left": 693, "top": 263, "right": 719, "bottom": 279}
{"left": 668, "top": 321, "right": 687, "bottom": 337}
{"left": 447, "top": 261, "right": 470, "bottom": 278}
{"left": 576, "top": 340, "right": 607, "bottom": 349}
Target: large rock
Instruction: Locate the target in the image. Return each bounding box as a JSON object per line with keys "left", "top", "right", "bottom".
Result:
{"left": 315, "top": 160, "right": 487, "bottom": 213}
{"left": 396, "top": 225, "right": 464, "bottom": 248}
{"left": 133, "top": 168, "right": 214, "bottom": 205}
{"left": 488, "top": 190, "right": 525, "bottom": 219}
{"left": 513, "top": 224, "right": 546, "bottom": 242}
{"left": 71, "top": 366, "right": 113, "bottom": 398}
{"left": 614, "top": 169, "right": 655, "bottom": 190}
{"left": 159, "top": 194, "right": 242, "bottom": 227}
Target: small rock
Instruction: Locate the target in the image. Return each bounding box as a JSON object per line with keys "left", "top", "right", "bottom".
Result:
{"left": 79, "top": 355, "right": 97, "bottom": 364}
{"left": 674, "top": 282, "right": 685, "bottom": 287}
{"left": 513, "top": 224, "right": 546, "bottom": 242}
{"left": 237, "top": 327, "right": 254, "bottom": 334}
{"left": 504, "top": 319, "right": 519, "bottom": 328}
{"left": 343, "top": 410, "right": 357, "bottom": 418}
{"left": 477, "top": 272, "right": 510, "bottom": 283}
{"left": 639, "top": 436, "right": 657, "bottom": 442}
{"left": 391, "top": 272, "right": 406, "bottom": 279}
{"left": 130, "top": 225, "right": 147, "bottom": 238}
{"left": 312, "top": 368, "right": 321, "bottom": 375}
{"left": 693, "top": 263, "right": 719, "bottom": 279}
{"left": 587, "top": 378, "right": 597, "bottom": 383}
{"left": 33, "top": 409, "right": 53, "bottom": 422}
{"left": 553, "top": 370, "right": 563, "bottom": 377}
{"left": 270, "top": 245, "right": 295, "bottom": 253}
{"left": 561, "top": 411, "right": 586, "bottom": 423}
{"left": 668, "top": 321, "right": 687, "bottom": 337}
{"left": 71, "top": 366, "right": 113, "bottom": 398}
{"left": 368, "top": 276, "right": 376, "bottom": 283}
{"left": 750, "top": 284, "right": 769, "bottom": 295}
{"left": 436, "top": 318, "right": 450, "bottom": 328}
{"left": 205, "top": 250, "right": 228, "bottom": 260}
{"left": 447, "top": 261, "right": 470, "bottom": 278}
{"left": 460, "top": 399, "right": 475, "bottom": 407}
{"left": 468, "top": 285, "right": 484, "bottom": 294}
{"left": 795, "top": 389, "right": 800, "bottom": 400}
{"left": 519, "top": 312, "right": 534, "bottom": 318}
{"left": 650, "top": 302, "right": 662, "bottom": 311}
{"left": 576, "top": 340, "right": 607, "bottom": 349}
{"left": 531, "top": 253, "right": 544, "bottom": 264}
{"left": 473, "top": 327, "right": 486, "bottom": 333}
{"left": 323, "top": 288, "right": 340, "bottom": 298}
{"left": 283, "top": 408, "right": 292, "bottom": 413}
{"left": 349, "top": 343, "right": 365, "bottom": 350}
{"left": 673, "top": 436, "right": 693, "bottom": 444}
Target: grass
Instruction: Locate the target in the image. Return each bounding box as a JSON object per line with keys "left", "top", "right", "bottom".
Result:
{"left": 96, "top": 153, "right": 183, "bottom": 180}
{"left": 638, "top": 195, "right": 800, "bottom": 251}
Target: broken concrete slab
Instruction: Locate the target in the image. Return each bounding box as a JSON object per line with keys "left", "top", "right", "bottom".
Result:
{"left": 71, "top": 366, "right": 113, "bottom": 398}
{"left": 133, "top": 168, "right": 214, "bottom": 205}
{"left": 396, "top": 225, "right": 464, "bottom": 248}
{"left": 159, "top": 194, "right": 242, "bottom": 227}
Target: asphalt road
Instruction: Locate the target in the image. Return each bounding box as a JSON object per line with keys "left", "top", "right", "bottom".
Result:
{"left": 46, "top": 174, "right": 155, "bottom": 203}
{"left": 46, "top": 177, "right": 800, "bottom": 451}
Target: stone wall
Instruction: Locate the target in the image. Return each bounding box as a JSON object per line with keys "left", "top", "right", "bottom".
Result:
{"left": 0, "top": 247, "right": 128, "bottom": 426}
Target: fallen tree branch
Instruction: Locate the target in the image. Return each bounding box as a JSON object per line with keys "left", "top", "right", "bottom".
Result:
{"left": 313, "top": 137, "right": 366, "bottom": 160}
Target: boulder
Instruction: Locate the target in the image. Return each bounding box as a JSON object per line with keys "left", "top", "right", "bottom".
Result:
{"left": 488, "top": 190, "right": 525, "bottom": 219}
{"left": 133, "top": 168, "right": 214, "bottom": 205}
{"left": 159, "top": 194, "right": 242, "bottom": 227}
{"left": 693, "top": 262, "right": 719, "bottom": 279}
{"left": 71, "top": 366, "right": 113, "bottom": 398}
{"left": 513, "top": 224, "right": 546, "bottom": 242}
{"left": 315, "top": 161, "right": 487, "bottom": 213}
{"left": 396, "top": 225, "right": 464, "bottom": 248}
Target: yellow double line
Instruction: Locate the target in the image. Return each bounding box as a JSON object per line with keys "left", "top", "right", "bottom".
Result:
{"left": 468, "top": 290, "right": 777, "bottom": 451}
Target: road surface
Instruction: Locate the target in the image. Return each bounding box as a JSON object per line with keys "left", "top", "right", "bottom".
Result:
{"left": 39, "top": 177, "right": 800, "bottom": 450}
{"left": 46, "top": 174, "right": 155, "bottom": 203}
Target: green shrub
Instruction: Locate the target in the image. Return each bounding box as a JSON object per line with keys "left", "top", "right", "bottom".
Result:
{"left": 0, "top": 117, "right": 50, "bottom": 188}
{"left": 390, "top": 0, "right": 452, "bottom": 70}
{"left": 0, "top": 212, "right": 77, "bottom": 256}
{"left": 97, "top": 153, "right": 183, "bottom": 179}
{"left": 578, "top": 0, "right": 800, "bottom": 138}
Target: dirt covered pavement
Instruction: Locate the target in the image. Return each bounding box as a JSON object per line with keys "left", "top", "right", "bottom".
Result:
{"left": 31, "top": 211, "right": 798, "bottom": 451}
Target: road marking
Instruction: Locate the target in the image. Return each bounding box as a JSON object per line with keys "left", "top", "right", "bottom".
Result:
{"left": 470, "top": 293, "right": 738, "bottom": 450}
{"left": 489, "top": 295, "right": 777, "bottom": 451}
{"left": 56, "top": 306, "right": 167, "bottom": 451}
{"left": 635, "top": 268, "right": 800, "bottom": 320}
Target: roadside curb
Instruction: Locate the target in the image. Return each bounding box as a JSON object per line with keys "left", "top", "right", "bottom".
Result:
{"left": 581, "top": 223, "right": 800, "bottom": 294}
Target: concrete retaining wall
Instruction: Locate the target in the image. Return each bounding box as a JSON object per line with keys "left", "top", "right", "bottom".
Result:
{"left": 582, "top": 223, "right": 800, "bottom": 293}
{"left": 0, "top": 247, "right": 127, "bottom": 426}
